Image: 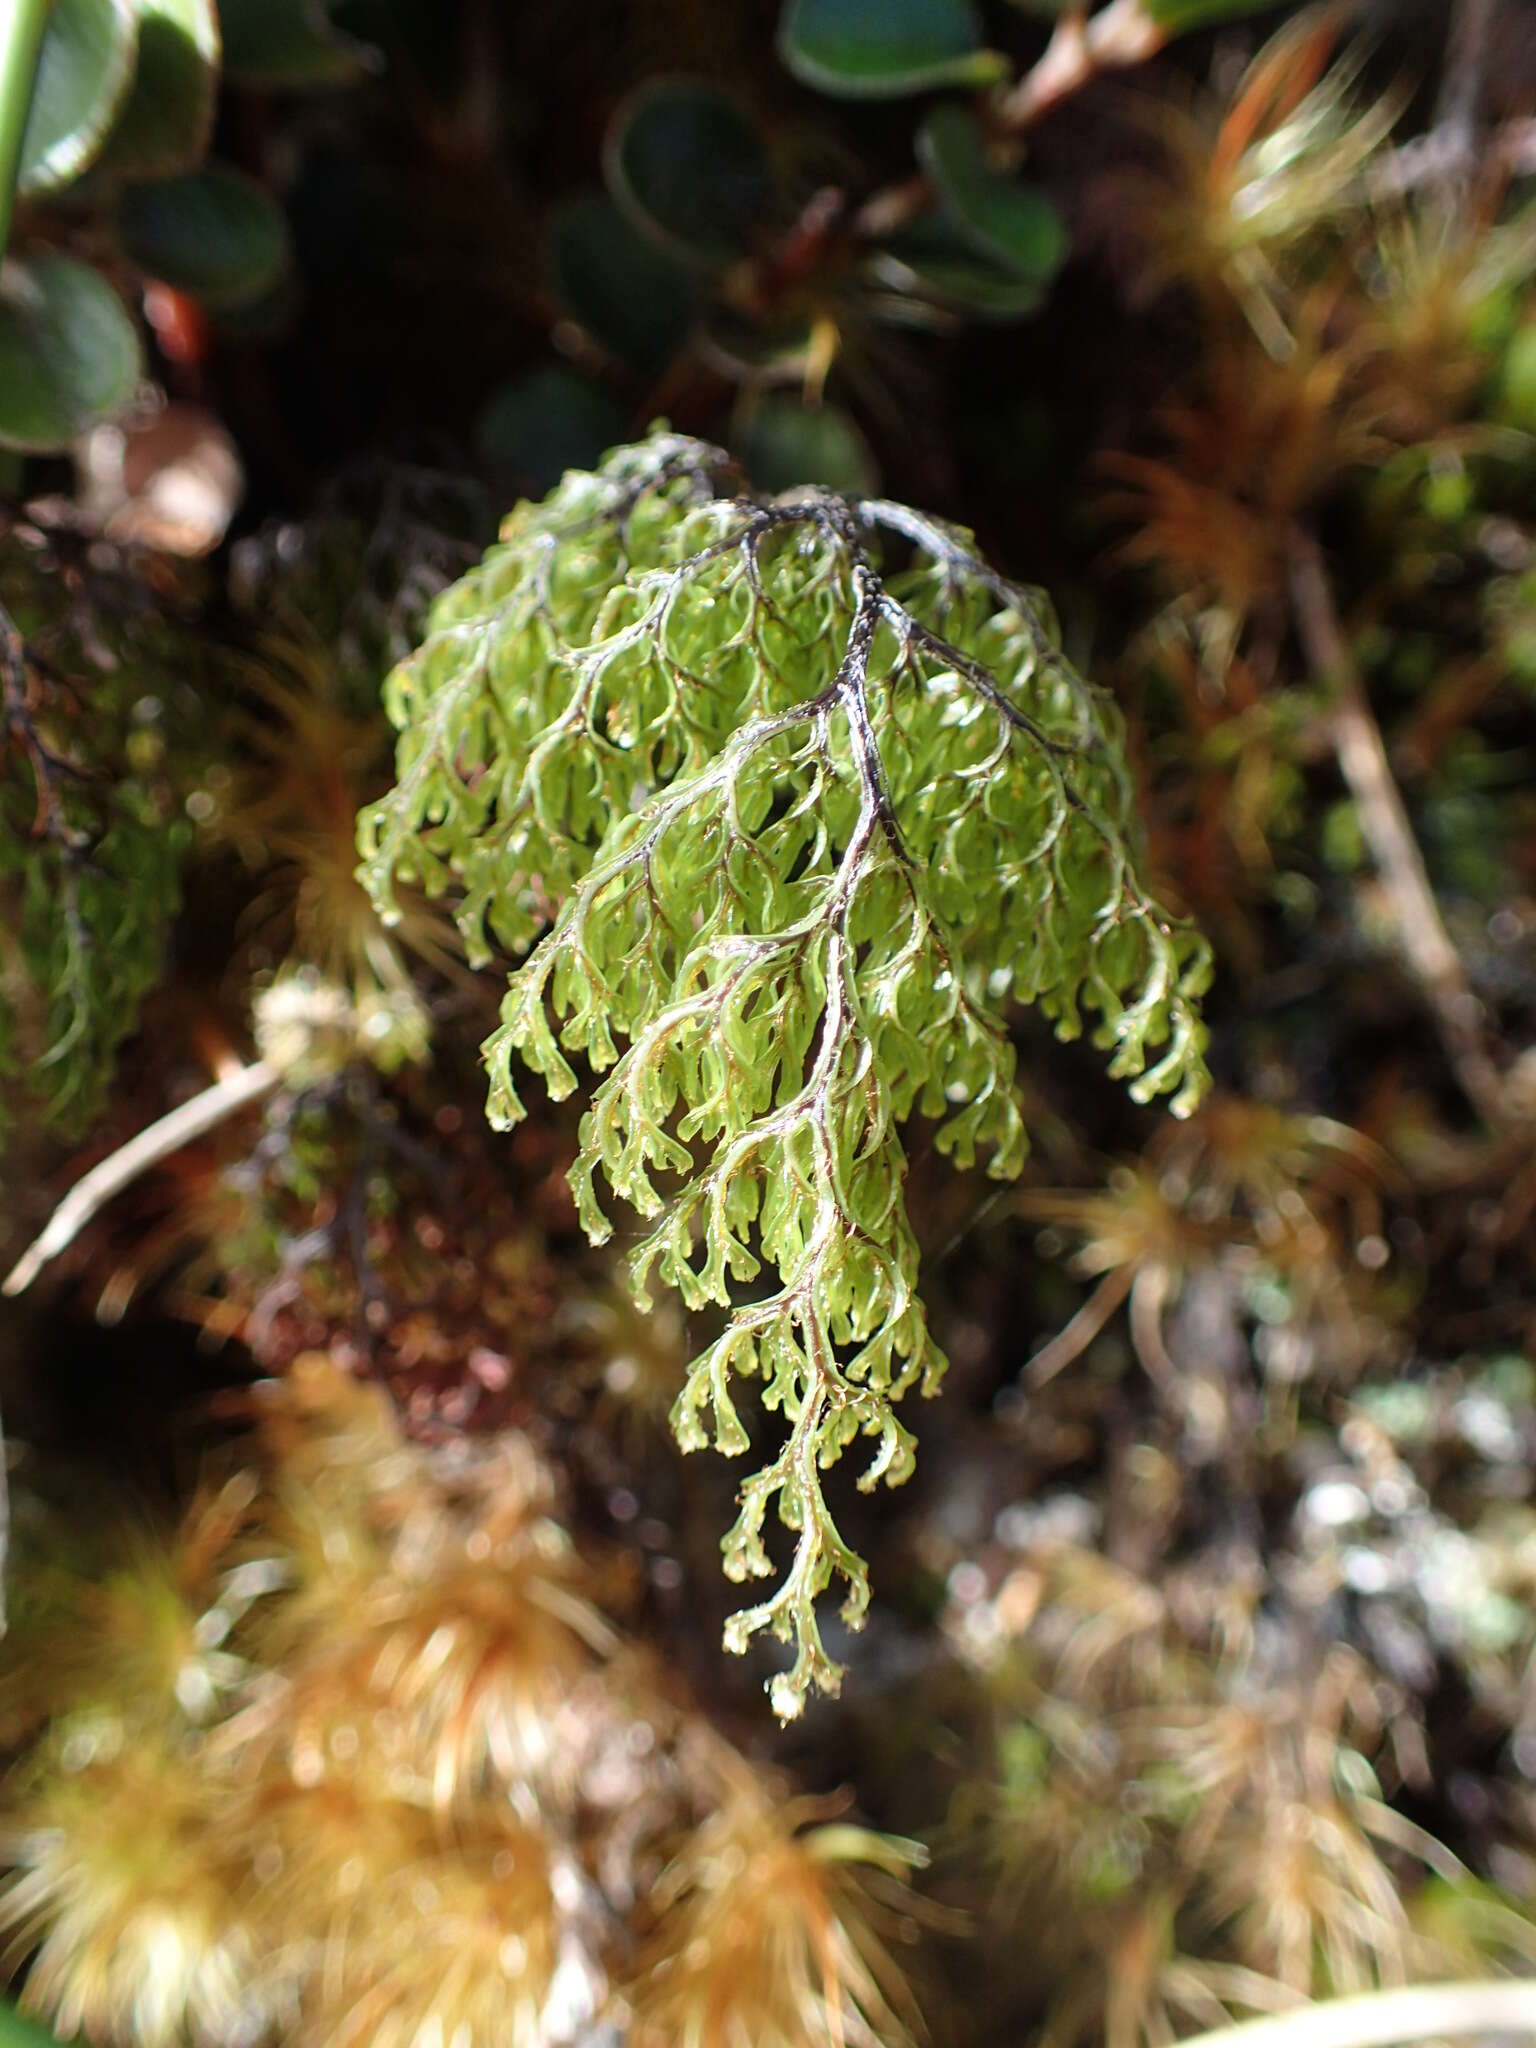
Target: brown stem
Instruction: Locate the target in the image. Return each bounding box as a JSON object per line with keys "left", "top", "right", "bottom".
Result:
{"left": 1025, "top": 1263, "right": 1134, "bottom": 1387}
{"left": 3, "top": 1059, "right": 282, "bottom": 1297}
{"left": 854, "top": 0, "right": 1167, "bottom": 241}
{"left": 1288, "top": 529, "right": 1508, "bottom": 1127}
{"left": 996, "top": 0, "right": 1162, "bottom": 133}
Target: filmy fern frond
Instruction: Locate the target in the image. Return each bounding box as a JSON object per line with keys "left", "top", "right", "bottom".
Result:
{"left": 359, "top": 431, "right": 1212, "bottom": 1717}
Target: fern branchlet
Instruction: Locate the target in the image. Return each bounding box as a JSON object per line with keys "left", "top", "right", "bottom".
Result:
{"left": 359, "top": 432, "right": 1212, "bottom": 1716}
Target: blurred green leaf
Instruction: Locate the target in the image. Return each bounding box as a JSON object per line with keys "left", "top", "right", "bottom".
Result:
{"left": 95, "top": 0, "right": 219, "bottom": 181}
{"left": 1140, "top": 0, "right": 1278, "bottom": 28}
{"left": 777, "top": 0, "right": 1005, "bottom": 98}
{"left": 17, "top": 0, "right": 138, "bottom": 196}
{"left": 1499, "top": 323, "right": 1536, "bottom": 425}
{"left": 698, "top": 305, "right": 821, "bottom": 382}
{"left": 0, "top": 1997, "right": 72, "bottom": 2046}
{"left": 734, "top": 397, "right": 876, "bottom": 493}
{"left": 547, "top": 191, "right": 699, "bottom": 373}
{"left": 218, "top": 0, "right": 376, "bottom": 88}
{"left": 868, "top": 216, "right": 1055, "bottom": 321}
{"left": 196, "top": 269, "right": 298, "bottom": 338}
{"left": 118, "top": 164, "right": 290, "bottom": 306}
{"left": 604, "top": 78, "right": 773, "bottom": 268}
{"left": 917, "top": 103, "right": 1067, "bottom": 283}
{"left": 475, "top": 366, "right": 629, "bottom": 492}
{"left": 0, "top": 253, "right": 140, "bottom": 451}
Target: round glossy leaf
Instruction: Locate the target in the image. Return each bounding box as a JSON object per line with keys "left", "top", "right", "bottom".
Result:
{"left": 475, "top": 367, "right": 629, "bottom": 493}
{"left": 917, "top": 105, "right": 1067, "bottom": 284}
{"left": 604, "top": 78, "right": 773, "bottom": 267}
{"left": 867, "top": 218, "right": 1054, "bottom": 323}
{"left": 735, "top": 398, "right": 876, "bottom": 494}
{"left": 0, "top": 255, "right": 141, "bottom": 452}
{"left": 119, "top": 165, "right": 290, "bottom": 307}
{"left": 777, "top": 0, "right": 1004, "bottom": 98}
{"left": 547, "top": 192, "right": 699, "bottom": 374}
{"left": 95, "top": 0, "right": 219, "bottom": 180}
{"left": 18, "top": 0, "right": 138, "bottom": 196}
{"left": 218, "top": 0, "right": 376, "bottom": 88}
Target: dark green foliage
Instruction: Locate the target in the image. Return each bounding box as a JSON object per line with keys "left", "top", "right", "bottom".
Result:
{"left": 605, "top": 79, "right": 774, "bottom": 266}
{"left": 917, "top": 104, "right": 1067, "bottom": 291}
{"left": 0, "top": 257, "right": 142, "bottom": 456}
{"left": 777, "top": 0, "right": 1003, "bottom": 98}
{"left": 117, "top": 165, "right": 290, "bottom": 311}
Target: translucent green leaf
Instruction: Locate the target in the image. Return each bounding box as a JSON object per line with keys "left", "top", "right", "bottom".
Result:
{"left": 475, "top": 367, "right": 629, "bottom": 493}
{"left": 360, "top": 432, "right": 1212, "bottom": 1715}
{"left": 604, "top": 78, "right": 773, "bottom": 267}
{"left": 17, "top": 0, "right": 138, "bottom": 196}
{"left": 118, "top": 164, "right": 290, "bottom": 307}
{"left": 218, "top": 0, "right": 376, "bottom": 88}
{"left": 546, "top": 192, "right": 700, "bottom": 373}
{"left": 777, "top": 0, "right": 1005, "bottom": 98}
{"left": 917, "top": 103, "right": 1068, "bottom": 283}
{"left": 0, "top": 254, "right": 141, "bottom": 452}
{"left": 94, "top": 0, "right": 219, "bottom": 180}
{"left": 734, "top": 398, "right": 876, "bottom": 493}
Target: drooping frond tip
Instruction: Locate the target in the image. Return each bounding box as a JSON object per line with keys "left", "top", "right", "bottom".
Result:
{"left": 357, "top": 430, "right": 1212, "bottom": 1717}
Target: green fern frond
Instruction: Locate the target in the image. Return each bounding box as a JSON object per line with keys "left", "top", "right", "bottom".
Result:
{"left": 359, "top": 431, "right": 1212, "bottom": 1717}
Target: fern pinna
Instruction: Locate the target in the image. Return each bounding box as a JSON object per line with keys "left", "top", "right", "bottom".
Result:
{"left": 358, "top": 431, "right": 1211, "bottom": 1717}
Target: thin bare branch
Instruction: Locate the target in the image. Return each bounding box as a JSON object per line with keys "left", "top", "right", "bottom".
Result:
{"left": 997, "top": 0, "right": 1163, "bottom": 133}
{"left": 3, "top": 1060, "right": 281, "bottom": 1297}
{"left": 1288, "top": 529, "right": 1509, "bottom": 1129}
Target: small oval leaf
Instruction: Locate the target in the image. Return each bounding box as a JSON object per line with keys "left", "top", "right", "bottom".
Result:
{"left": 475, "top": 368, "right": 630, "bottom": 494}
{"left": 604, "top": 78, "right": 773, "bottom": 267}
{"left": 0, "top": 255, "right": 142, "bottom": 452}
{"left": 547, "top": 192, "right": 699, "bottom": 374}
{"left": 95, "top": 0, "right": 220, "bottom": 181}
{"left": 734, "top": 398, "right": 876, "bottom": 494}
{"left": 1141, "top": 0, "right": 1275, "bottom": 27}
{"left": 866, "top": 218, "right": 1054, "bottom": 323}
{"left": 119, "top": 165, "right": 291, "bottom": 307}
{"left": 218, "top": 0, "right": 376, "bottom": 89}
{"left": 777, "top": 0, "right": 1004, "bottom": 98}
{"left": 18, "top": 0, "right": 139, "bottom": 196}
{"left": 917, "top": 104, "right": 1067, "bottom": 283}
